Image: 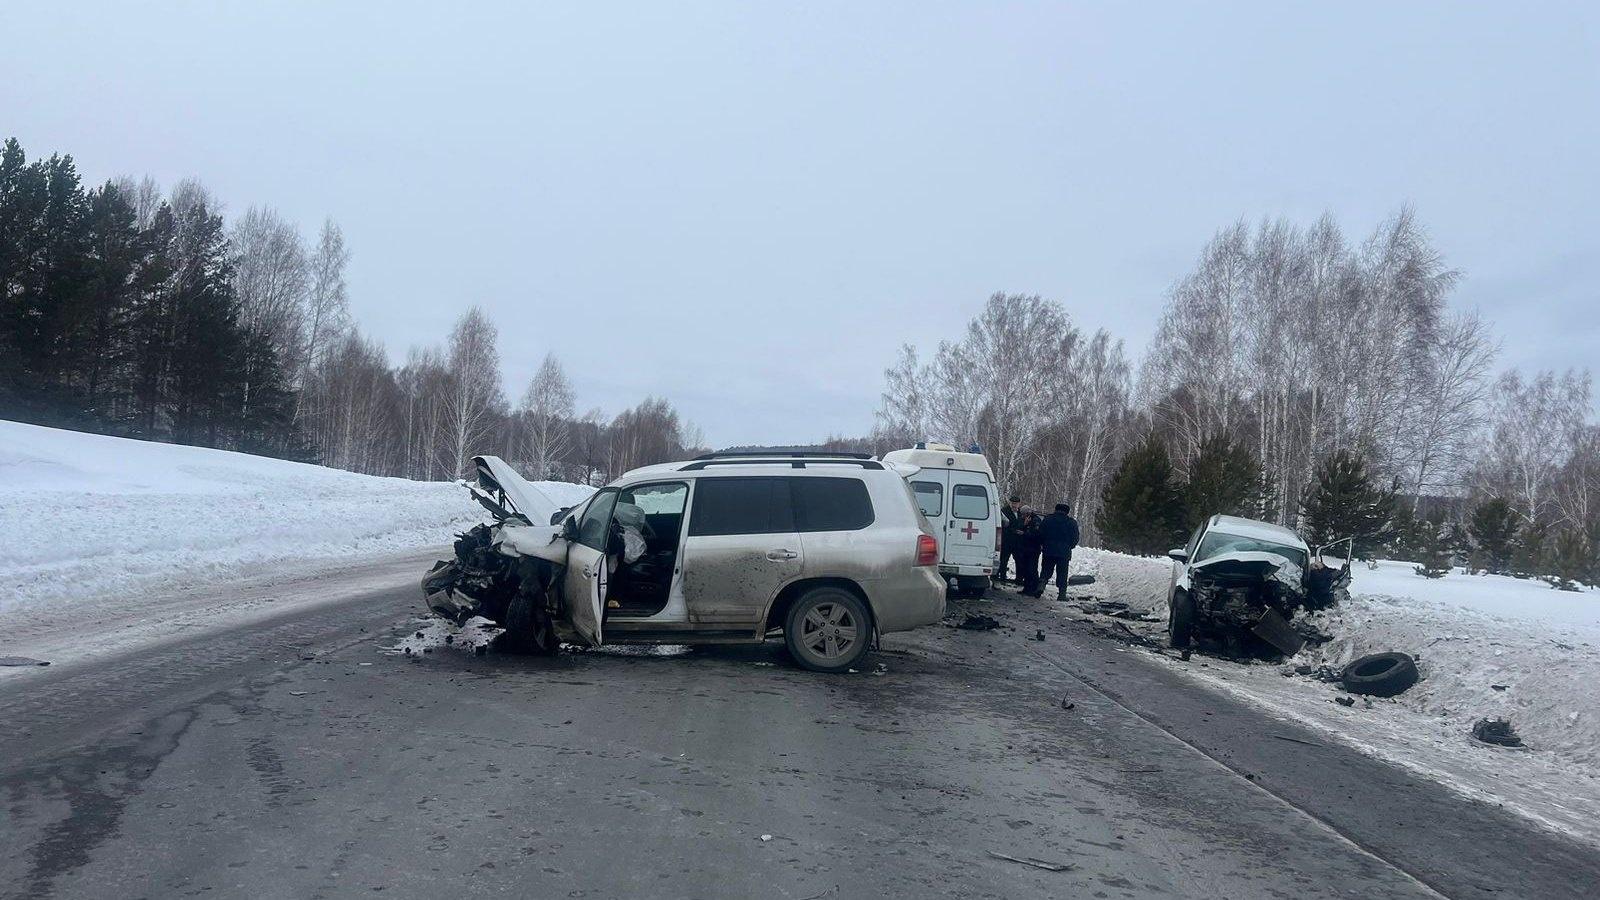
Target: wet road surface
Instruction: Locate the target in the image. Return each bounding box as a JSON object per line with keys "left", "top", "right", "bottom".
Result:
{"left": 3, "top": 566, "right": 1598, "bottom": 899}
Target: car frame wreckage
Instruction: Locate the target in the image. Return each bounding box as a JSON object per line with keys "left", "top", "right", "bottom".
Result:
{"left": 1166, "top": 515, "right": 1353, "bottom": 660}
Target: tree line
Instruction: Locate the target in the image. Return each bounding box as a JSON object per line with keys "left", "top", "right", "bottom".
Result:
{"left": 0, "top": 136, "right": 703, "bottom": 482}
{"left": 874, "top": 211, "right": 1598, "bottom": 587}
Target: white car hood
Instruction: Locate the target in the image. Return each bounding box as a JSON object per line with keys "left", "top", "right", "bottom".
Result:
{"left": 1191, "top": 550, "right": 1305, "bottom": 591}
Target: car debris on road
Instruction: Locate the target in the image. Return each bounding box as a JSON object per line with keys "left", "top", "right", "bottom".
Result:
{"left": 1472, "top": 717, "right": 1525, "bottom": 747}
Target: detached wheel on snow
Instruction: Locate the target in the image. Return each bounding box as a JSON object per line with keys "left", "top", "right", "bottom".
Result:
{"left": 785, "top": 587, "right": 871, "bottom": 673}
{"left": 495, "top": 584, "right": 559, "bottom": 655}
{"left": 1341, "top": 652, "right": 1419, "bottom": 697}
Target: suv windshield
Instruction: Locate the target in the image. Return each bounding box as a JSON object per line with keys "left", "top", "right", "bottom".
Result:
{"left": 1195, "top": 532, "right": 1308, "bottom": 570}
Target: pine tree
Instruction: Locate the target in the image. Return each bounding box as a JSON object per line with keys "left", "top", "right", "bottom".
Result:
{"left": 1413, "top": 513, "right": 1452, "bottom": 578}
{"left": 1300, "top": 450, "right": 1395, "bottom": 558}
{"left": 1467, "top": 497, "right": 1519, "bottom": 574}
{"left": 1181, "top": 433, "right": 1268, "bottom": 531}
{"left": 1387, "top": 503, "right": 1423, "bottom": 560}
{"left": 1097, "top": 433, "right": 1187, "bottom": 555}
{"left": 1545, "top": 528, "right": 1594, "bottom": 591}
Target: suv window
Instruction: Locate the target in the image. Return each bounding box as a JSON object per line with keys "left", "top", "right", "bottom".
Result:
{"left": 687, "top": 477, "right": 794, "bottom": 536}
{"left": 576, "top": 488, "right": 619, "bottom": 550}
{"left": 951, "top": 483, "right": 989, "bottom": 519}
{"left": 910, "top": 480, "right": 943, "bottom": 517}
{"left": 792, "top": 477, "right": 874, "bottom": 532}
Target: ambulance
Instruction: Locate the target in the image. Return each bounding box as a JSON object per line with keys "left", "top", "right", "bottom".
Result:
{"left": 881, "top": 443, "right": 999, "bottom": 597}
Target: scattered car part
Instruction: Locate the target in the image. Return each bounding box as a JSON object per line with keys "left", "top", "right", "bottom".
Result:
{"left": 0, "top": 656, "right": 50, "bottom": 667}
{"left": 950, "top": 612, "right": 1000, "bottom": 631}
{"left": 1249, "top": 608, "right": 1306, "bottom": 657}
{"left": 1340, "top": 652, "right": 1419, "bottom": 697}
{"left": 1471, "top": 717, "right": 1523, "bottom": 747}
{"left": 1335, "top": 695, "right": 1356, "bottom": 707}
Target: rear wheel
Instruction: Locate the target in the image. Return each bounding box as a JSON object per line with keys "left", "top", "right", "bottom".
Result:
{"left": 785, "top": 587, "right": 872, "bottom": 673}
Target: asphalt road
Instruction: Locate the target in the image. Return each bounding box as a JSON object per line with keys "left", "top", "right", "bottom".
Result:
{"left": 4, "top": 564, "right": 1598, "bottom": 900}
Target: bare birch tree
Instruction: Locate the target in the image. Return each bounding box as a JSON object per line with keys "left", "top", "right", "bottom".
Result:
{"left": 442, "top": 307, "right": 504, "bottom": 479}
{"left": 517, "top": 352, "right": 575, "bottom": 479}
{"left": 1478, "top": 368, "right": 1591, "bottom": 525}
{"left": 301, "top": 219, "right": 351, "bottom": 385}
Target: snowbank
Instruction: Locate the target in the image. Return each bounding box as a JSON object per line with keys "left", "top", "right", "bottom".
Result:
{"left": 0, "top": 420, "right": 590, "bottom": 615}
{"left": 1062, "top": 546, "right": 1173, "bottom": 613}
{"left": 1352, "top": 559, "right": 1600, "bottom": 626}
{"left": 1052, "top": 545, "right": 1600, "bottom": 845}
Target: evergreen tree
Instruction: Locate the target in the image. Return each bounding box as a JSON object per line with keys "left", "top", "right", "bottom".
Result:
{"left": 1545, "top": 528, "right": 1594, "bottom": 591}
{"left": 1412, "top": 513, "right": 1452, "bottom": 578}
{"left": 1387, "top": 503, "right": 1424, "bottom": 560}
{"left": 1512, "top": 520, "right": 1549, "bottom": 578}
{"left": 1300, "top": 449, "right": 1395, "bottom": 557}
{"left": 1181, "top": 433, "right": 1268, "bottom": 530}
{"left": 1098, "top": 432, "right": 1187, "bottom": 555}
{"left": 1467, "top": 497, "right": 1519, "bottom": 574}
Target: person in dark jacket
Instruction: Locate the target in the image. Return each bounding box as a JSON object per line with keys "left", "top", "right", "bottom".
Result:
{"left": 1033, "top": 502, "right": 1080, "bottom": 598}
{"left": 997, "top": 495, "right": 1022, "bottom": 581}
{"left": 1014, "top": 506, "right": 1043, "bottom": 595}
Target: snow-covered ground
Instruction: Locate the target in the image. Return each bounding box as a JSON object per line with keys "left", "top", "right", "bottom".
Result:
{"left": 1056, "top": 547, "right": 1600, "bottom": 847}
{"left": 0, "top": 421, "right": 592, "bottom": 665}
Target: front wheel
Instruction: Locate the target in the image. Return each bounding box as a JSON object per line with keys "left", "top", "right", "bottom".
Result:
{"left": 496, "top": 584, "right": 559, "bottom": 655}
{"left": 1168, "top": 590, "right": 1195, "bottom": 649}
{"left": 785, "top": 587, "right": 872, "bottom": 673}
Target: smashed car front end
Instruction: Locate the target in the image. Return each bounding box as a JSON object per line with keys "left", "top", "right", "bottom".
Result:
{"left": 1185, "top": 551, "right": 1347, "bottom": 659}
{"left": 421, "top": 455, "right": 581, "bottom": 647}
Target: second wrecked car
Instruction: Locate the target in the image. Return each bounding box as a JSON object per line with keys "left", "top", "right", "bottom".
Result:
{"left": 1165, "top": 515, "right": 1351, "bottom": 659}
{"left": 422, "top": 451, "right": 947, "bottom": 672}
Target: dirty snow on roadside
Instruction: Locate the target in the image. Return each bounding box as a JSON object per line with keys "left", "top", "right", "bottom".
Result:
{"left": 1051, "top": 547, "right": 1600, "bottom": 848}
{"left": 0, "top": 420, "right": 590, "bottom": 618}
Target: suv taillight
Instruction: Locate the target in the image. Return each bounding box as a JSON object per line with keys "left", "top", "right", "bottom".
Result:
{"left": 915, "top": 533, "right": 939, "bottom": 566}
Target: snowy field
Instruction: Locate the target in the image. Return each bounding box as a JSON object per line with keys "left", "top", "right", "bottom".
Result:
{"left": 0, "top": 421, "right": 592, "bottom": 664}
{"left": 1057, "top": 548, "right": 1600, "bottom": 847}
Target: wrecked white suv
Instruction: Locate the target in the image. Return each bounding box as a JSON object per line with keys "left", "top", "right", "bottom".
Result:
{"left": 422, "top": 451, "right": 947, "bottom": 672}
{"left": 1166, "top": 515, "right": 1351, "bottom": 659}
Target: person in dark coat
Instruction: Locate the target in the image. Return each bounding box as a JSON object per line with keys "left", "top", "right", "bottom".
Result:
{"left": 1034, "top": 502, "right": 1080, "bottom": 598}
{"left": 1014, "top": 506, "right": 1043, "bottom": 595}
{"left": 997, "top": 495, "right": 1023, "bottom": 582}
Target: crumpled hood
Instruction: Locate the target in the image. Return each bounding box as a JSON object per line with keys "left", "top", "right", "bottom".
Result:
{"left": 1192, "top": 550, "right": 1294, "bottom": 576}
{"left": 469, "top": 455, "right": 573, "bottom": 524}
{"left": 1192, "top": 551, "right": 1305, "bottom": 592}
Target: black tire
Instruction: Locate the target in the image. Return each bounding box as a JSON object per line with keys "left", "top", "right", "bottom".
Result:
{"left": 1168, "top": 590, "right": 1195, "bottom": 649}
{"left": 784, "top": 587, "right": 872, "bottom": 674}
{"left": 1341, "top": 652, "right": 1419, "bottom": 697}
{"left": 495, "top": 584, "right": 559, "bottom": 655}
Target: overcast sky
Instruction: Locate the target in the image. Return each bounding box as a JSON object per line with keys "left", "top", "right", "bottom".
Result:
{"left": 5, "top": 2, "right": 1596, "bottom": 447}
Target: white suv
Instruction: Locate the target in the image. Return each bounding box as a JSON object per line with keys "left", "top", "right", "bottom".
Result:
{"left": 424, "top": 451, "right": 947, "bottom": 672}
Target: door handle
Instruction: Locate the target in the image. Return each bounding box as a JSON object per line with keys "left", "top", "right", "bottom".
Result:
{"left": 765, "top": 549, "right": 798, "bottom": 561}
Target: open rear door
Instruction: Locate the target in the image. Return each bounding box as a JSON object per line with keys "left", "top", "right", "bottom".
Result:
{"left": 559, "top": 488, "right": 617, "bottom": 647}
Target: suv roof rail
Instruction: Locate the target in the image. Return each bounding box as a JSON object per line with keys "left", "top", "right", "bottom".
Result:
{"left": 693, "top": 449, "right": 872, "bottom": 461}
{"left": 681, "top": 458, "right": 884, "bottom": 471}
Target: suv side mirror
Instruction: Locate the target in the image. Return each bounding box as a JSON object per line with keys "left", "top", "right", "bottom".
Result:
{"left": 549, "top": 507, "right": 569, "bottom": 526}
{"left": 1167, "top": 548, "right": 1188, "bottom": 562}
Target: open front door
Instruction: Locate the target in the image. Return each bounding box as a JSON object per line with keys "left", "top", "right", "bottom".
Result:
{"left": 560, "top": 488, "right": 617, "bottom": 647}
